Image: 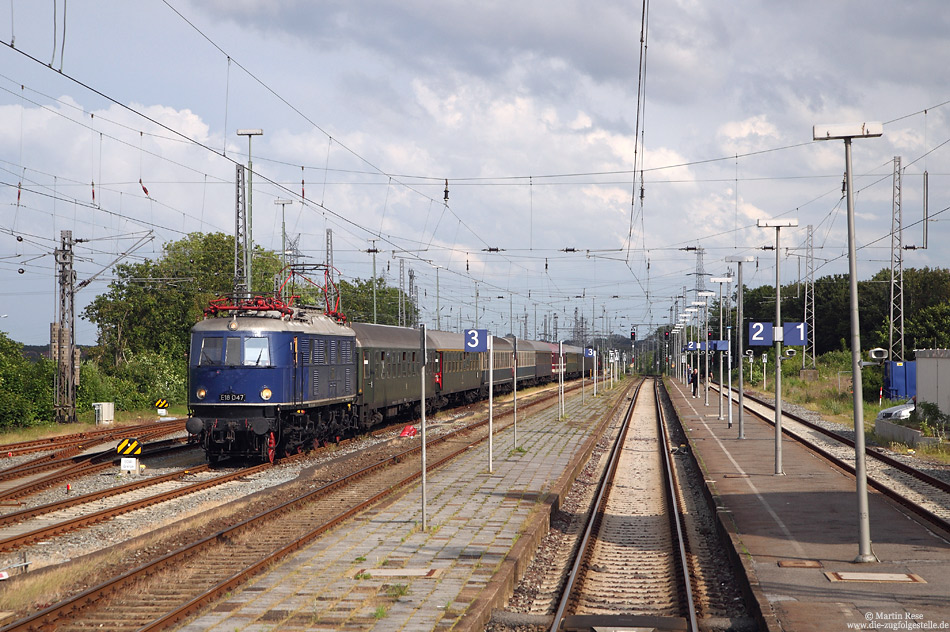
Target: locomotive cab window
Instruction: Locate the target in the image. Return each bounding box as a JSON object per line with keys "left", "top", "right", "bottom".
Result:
{"left": 225, "top": 337, "right": 242, "bottom": 366}
{"left": 197, "top": 336, "right": 223, "bottom": 366}
{"left": 244, "top": 337, "right": 270, "bottom": 366}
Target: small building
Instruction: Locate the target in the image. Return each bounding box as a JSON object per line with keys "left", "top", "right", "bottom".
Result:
{"left": 915, "top": 349, "right": 950, "bottom": 413}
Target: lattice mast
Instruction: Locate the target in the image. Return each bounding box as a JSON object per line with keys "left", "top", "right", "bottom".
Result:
{"left": 408, "top": 267, "right": 416, "bottom": 327}
{"left": 233, "top": 164, "right": 249, "bottom": 299}
{"left": 694, "top": 247, "right": 707, "bottom": 294}
{"left": 53, "top": 230, "right": 77, "bottom": 423}
{"left": 804, "top": 224, "right": 816, "bottom": 368}
{"left": 325, "top": 229, "right": 339, "bottom": 313}
{"left": 889, "top": 156, "right": 905, "bottom": 361}
{"left": 399, "top": 258, "right": 406, "bottom": 326}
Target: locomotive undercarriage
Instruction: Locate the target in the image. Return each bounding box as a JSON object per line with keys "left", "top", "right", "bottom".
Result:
{"left": 191, "top": 401, "right": 370, "bottom": 463}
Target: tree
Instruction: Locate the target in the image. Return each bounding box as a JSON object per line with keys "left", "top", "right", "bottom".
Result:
{"left": 83, "top": 232, "right": 282, "bottom": 367}
{"left": 338, "top": 277, "right": 417, "bottom": 326}
{"left": 0, "top": 332, "right": 54, "bottom": 428}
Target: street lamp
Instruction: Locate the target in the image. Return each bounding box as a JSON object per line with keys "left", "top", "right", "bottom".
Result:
{"left": 757, "top": 218, "right": 798, "bottom": 475}
{"left": 726, "top": 256, "right": 755, "bottom": 438}
{"left": 710, "top": 276, "right": 733, "bottom": 420}
{"left": 237, "top": 129, "right": 263, "bottom": 294}
{"left": 814, "top": 121, "right": 883, "bottom": 564}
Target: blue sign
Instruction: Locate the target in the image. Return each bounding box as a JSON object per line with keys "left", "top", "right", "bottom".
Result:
{"left": 783, "top": 322, "right": 807, "bottom": 346}
{"left": 749, "top": 322, "right": 774, "bottom": 346}
{"left": 749, "top": 322, "right": 807, "bottom": 346}
{"left": 584, "top": 347, "right": 594, "bottom": 357}
{"left": 464, "top": 329, "right": 489, "bottom": 352}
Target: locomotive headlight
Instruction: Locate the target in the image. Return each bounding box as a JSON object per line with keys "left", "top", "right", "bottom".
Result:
{"left": 260, "top": 387, "right": 273, "bottom": 401}
{"left": 196, "top": 388, "right": 207, "bottom": 400}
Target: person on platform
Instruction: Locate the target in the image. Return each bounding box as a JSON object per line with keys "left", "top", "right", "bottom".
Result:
{"left": 691, "top": 368, "right": 699, "bottom": 397}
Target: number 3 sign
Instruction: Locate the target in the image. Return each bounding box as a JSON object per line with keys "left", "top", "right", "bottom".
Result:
{"left": 465, "top": 329, "right": 489, "bottom": 352}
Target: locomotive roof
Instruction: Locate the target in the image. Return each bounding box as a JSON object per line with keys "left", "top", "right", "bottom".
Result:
{"left": 193, "top": 309, "right": 355, "bottom": 337}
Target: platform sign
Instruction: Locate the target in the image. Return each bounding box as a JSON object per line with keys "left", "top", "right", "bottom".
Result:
{"left": 749, "top": 322, "right": 806, "bottom": 346}
{"left": 464, "top": 329, "right": 489, "bottom": 352}
{"left": 749, "top": 322, "right": 774, "bottom": 346}
{"left": 584, "top": 347, "right": 594, "bottom": 357}
{"left": 783, "top": 322, "right": 807, "bottom": 346}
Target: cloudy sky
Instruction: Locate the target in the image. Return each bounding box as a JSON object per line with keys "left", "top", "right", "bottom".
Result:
{"left": 1, "top": 1, "right": 948, "bottom": 346}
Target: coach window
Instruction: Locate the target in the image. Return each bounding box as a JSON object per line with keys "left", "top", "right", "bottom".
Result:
{"left": 225, "top": 337, "right": 242, "bottom": 366}
{"left": 198, "top": 337, "right": 223, "bottom": 366}
{"left": 244, "top": 337, "right": 270, "bottom": 366}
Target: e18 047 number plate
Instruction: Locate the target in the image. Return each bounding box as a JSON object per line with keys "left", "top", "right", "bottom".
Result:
{"left": 219, "top": 393, "right": 246, "bottom": 402}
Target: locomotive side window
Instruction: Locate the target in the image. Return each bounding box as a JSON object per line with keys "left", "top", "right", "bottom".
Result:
{"left": 244, "top": 337, "right": 270, "bottom": 366}
{"left": 225, "top": 337, "right": 242, "bottom": 366}
{"left": 198, "top": 337, "right": 223, "bottom": 366}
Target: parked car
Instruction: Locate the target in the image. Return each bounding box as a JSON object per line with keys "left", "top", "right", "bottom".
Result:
{"left": 875, "top": 398, "right": 916, "bottom": 422}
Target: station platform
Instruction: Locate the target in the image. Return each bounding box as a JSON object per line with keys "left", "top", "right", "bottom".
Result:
{"left": 175, "top": 382, "right": 623, "bottom": 632}
{"left": 666, "top": 377, "right": 950, "bottom": 632}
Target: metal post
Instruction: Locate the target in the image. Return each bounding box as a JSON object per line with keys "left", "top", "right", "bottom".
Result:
{"left": 711, "top": 277, "right": 732, "bottom": 420}
{"left": 513, "top": 336, "right": 518, "bottom": 450}
{"left": 559, "top": 342, "right": 565, "bottom": 416}
{"left": 419, "top": 324, "right": 427, "bottom": 530}
{"left": 727, "top": 326, "right": 734, "bottom": 428}
{"left": 775, "top": 228, "right": 784, "bottom": 475}
{"left": 814, "top": 122, "right": 882, "bottom": 563}
{"left": 368, "top": 241, "right": 378, "bottom": 324}
{"left": 275, "top": 199, "right": 292, "bottom": 301}
{"left": 845, "top": 137, "right": 875, "bottom": 562}
{"left": 489, "top": 335, "right": 494, "bottom": 473}
{"left": 237, "top": 129, "right": 262, "bottom": 293}
{"left": 726, "top": 256, "right": 753, "bottom": 439}
{"left": 757, "top": 220, "right": 797, "bottom": 474}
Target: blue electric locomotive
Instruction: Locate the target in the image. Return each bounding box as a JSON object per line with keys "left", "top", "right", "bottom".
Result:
{"left": 186, "top": 297, "right": 359, "bottom": 463}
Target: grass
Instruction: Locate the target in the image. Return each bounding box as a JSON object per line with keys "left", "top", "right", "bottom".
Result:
{"left": 385, "top": 583, "right": 409, "bottom": 598}
{"left": 741, "top": 363, "right": 950, "bottom": 464}
{"left": 0, "top": 405, "right": 186, "bottom": 445}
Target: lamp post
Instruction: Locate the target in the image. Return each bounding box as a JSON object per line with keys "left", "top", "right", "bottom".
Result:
{"left": 757, "top": 219, "right": 798, "bottom": 475}
{"left": 710, "top": 277, "right": 733, "bottom": 420}
{"left": 274, "top": 199, "right": 292, "bottom": 301}
{"left": 237, "top": 129, "right": 263, "bottom": 294}
{"left": 814, "top": 121, "right": 883, "bottom": 564}
{"left": 726, "top": 256, "right": 755, "bottom": 439}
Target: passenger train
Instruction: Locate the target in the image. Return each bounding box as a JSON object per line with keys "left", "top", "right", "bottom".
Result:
{"left": 185, "top": 295, "right": 589, "bottom": 463}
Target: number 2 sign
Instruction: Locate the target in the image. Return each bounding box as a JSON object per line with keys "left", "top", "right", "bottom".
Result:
{"left": 748, "top": 322, "right": 773, "bottom": 346}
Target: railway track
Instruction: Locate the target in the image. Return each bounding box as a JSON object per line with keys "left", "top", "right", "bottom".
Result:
{"left": 707, "top": 382, "right": 950, "bottom": 535}
{"left": 0, "top": 420, "right": 189, "bottom": 503}
{"left": 0, "top": 378, "right": 595, "bottom": 630}
{"left": 0, "top": 420, "right": 186, "bottom": 460}
{"left": 550, "top": 377, "right": 699, "bottom": 632}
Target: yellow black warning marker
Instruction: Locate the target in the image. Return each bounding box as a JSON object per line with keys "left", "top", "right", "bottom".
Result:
{"left": 155, "top": 399, "right": 169, "bottom": 409}
{"left": 117, "top": 438, "right": 142, "bottom": 455}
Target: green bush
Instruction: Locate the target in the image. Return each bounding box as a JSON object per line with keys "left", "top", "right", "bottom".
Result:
{"left": 77, "top": 349, "right": 187, "bottom": 415}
